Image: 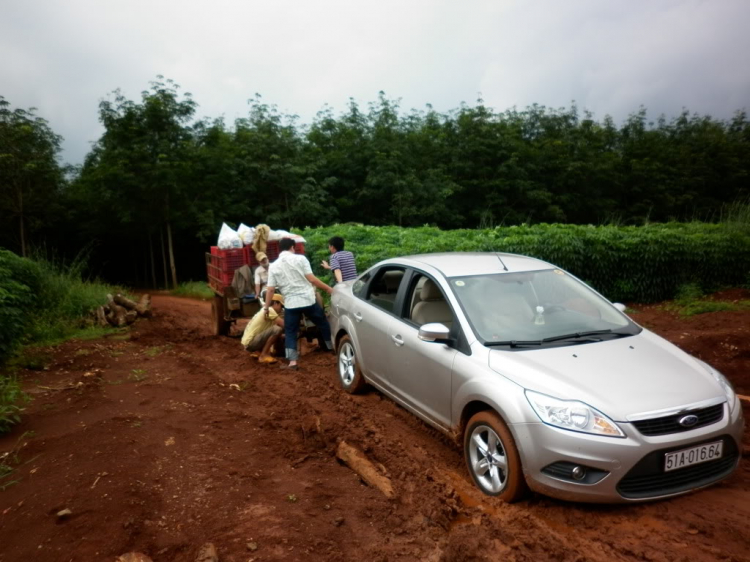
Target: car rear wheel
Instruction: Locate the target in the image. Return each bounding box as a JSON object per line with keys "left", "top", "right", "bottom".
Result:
{"left": 337, "top": 335, "right": 365, "bottom": 394}
{"left": 464, "top": 410, "right": 528, "bottom": 502}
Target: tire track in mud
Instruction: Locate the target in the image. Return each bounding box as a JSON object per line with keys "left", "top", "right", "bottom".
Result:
{"left": 1, "top": 295, "right": 747, "bottom": 561}
{"left": 153, "top": 296, "right": 750, "bottom": 562}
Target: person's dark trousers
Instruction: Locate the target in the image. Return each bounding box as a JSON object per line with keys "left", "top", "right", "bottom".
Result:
{"left": 283, "top": 302, "right": 332, "bottom": 361}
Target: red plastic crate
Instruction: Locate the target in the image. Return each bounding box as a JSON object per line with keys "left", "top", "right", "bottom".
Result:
{"left": 208, "top": 246, "right": 248, "bottom": 289}
{"left": 246, "top": 240, "right": 306, "bottom": 266}
{"left": 210, "top": 246, "right": 246, "bottom": 270}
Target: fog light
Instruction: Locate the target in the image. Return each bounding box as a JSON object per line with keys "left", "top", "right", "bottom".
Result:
{"left": 571, "top": 466, "right": 586, "bottom": 480}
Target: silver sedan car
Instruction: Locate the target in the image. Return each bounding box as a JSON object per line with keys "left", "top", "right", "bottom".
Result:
{"left": 329, "top": 253, "right": 744, "bottom": 503}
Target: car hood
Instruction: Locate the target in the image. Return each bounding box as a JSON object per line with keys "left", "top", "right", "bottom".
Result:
{"left": 487, "top": 329, "right": 724, "bottom": 421}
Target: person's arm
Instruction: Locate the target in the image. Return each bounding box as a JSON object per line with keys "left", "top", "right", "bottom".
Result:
{"left": 333, "top": 269, "right": 343, "bottom": 284}
{"left": 274, "top": 317, "right": 284, "bottom": 328}
{"left": 254, "top": 268, "right": 262, "bottom": 297}
{"left": 321, "top": 260, "right": 331, "bottom": 270}
{"left": 305, "top": 273, "right": 333, "bottom": 295}
{"left": 264, "top": 286, "right": 276, "bottom": 317}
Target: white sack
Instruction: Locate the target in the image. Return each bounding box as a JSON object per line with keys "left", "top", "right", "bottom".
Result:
{"left": 218, "top": 223, "right": 243, "bottom": 250}
{"left": 237, "top": 223, "right": 255, "bottom": 245}
{"left": 268, "top": 229, "right": 306, "bottom": 243}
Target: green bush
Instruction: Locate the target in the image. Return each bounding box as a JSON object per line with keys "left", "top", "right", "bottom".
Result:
{"left": 172, "top": 281, "right": 214, "bottom": 300}
{"left": 300, "top": 222, "right": 750, "bottom": 303}
{"left": 0, "top": 250, "right": 44, "bottom": 363}
{"left": 0, "top": 249, "right": 122, "bottom": 433}
{"left": 0, "top": 375, "right": 28, "bottom": 434}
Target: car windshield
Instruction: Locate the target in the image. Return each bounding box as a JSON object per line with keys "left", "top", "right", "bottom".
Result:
{"left": 449, "top": 269, "right": 639, "bottom": 347}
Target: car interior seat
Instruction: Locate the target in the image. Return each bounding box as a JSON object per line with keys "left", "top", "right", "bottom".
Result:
{"left": 369, "top": 270, "right": 404, "bottom": 312}
{"left": 411, "top": 278, "right": 453, "bottom": 328}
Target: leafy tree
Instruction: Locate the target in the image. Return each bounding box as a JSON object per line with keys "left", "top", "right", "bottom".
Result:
{"left": 74, "top": 77, "right": 197, "bottom": 287}
{"left": 0, "top": 97, "right": 64, "bottom": 256}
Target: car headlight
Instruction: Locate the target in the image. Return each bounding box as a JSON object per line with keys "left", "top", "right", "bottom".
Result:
{"left": 709, "top": 367, "right": 737, "bottom": 412}
{"left": 525, "top": 390, "right": 625, "bottom": 437}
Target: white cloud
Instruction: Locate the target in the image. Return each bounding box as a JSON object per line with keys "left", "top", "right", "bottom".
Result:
{"left": 1, "top": 0, "right": 748, "bottom": 165}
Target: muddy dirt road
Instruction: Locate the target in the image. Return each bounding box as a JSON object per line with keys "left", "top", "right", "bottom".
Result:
{"left": 1, "top": 293, "right": 748, "bottom": 561}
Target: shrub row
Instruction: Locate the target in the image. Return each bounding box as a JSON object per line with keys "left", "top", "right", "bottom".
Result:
{"left": 301, "top": 223, "right": 750, "bottom": 303}
{"left": 0, "top": 250, "right": 122, "bottom": 433}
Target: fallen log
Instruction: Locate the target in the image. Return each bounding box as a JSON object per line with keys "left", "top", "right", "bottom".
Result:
{"left": 116, "top": 554, "right": 153, "bottom": 562}
{"left": 336, "top": 441, "right": 394, "bottom": 499}
{"left": 113, "top": 294, "right": 139, "bottom": 311}
{"left": 195, "top": 543, "right": 218, "bottom": 562}
{"left": 125, "top": 310, "right": 138, "bottom": 325}
{"left": 136, "top": 294, "right": 152, "bottom": 317}
{"left": 106, "top": 294, "right": 128, "bottom": 327}
{"left": 96, "top": 306, "right": 109, "bottom": 327}
{"left": 114, "top": 293, "right": 152, "bottom": 317}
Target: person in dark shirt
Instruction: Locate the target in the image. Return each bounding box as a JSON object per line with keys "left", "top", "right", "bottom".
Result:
{"left": 321, "top": 236, "right": 358, "bottom": 283}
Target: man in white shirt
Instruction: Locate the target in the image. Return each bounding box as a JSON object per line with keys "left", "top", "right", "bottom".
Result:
{"left": 264, "top": 238, "right": 334, "bottom": 370}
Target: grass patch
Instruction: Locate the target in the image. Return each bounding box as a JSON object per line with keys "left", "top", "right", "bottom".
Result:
{"left": 144, "top": 345, "right": 170, "bottom": 357}
{"left": 679, "top": 301, "right": 735, "bottom": 316}
{"left": 7, "top": 348, "right": 53, "bottom": 371}
{"left": 0, "top": 431, "right": 36, "bottom": 491}
{"left": 172, "top": 281, "right": 213, "bottom": 300}
{"left": 107, "top": 333, "right": 131, "bottom": 341}
{"left": 0, "top": 377, "right": 29, "bottom": 434}
{"left": 668, "top": 283, "right": 750, "bottom": 316}
{"left": 128, "top": 369, "right": 148, "bottom": 382}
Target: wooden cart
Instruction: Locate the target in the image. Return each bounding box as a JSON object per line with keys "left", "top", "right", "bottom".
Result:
{"left": 205, "top": 241, "right": 305, "bottom": 336}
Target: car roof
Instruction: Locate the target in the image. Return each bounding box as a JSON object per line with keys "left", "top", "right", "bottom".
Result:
{"left": 382, "top": 252, "right": 553, "bottom": 278}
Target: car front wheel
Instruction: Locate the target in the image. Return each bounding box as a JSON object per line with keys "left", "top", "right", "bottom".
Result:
{"left": 337, "top": 335, "right": 366, "bottom": 393}
{"left": 464, "top": 410, "right": 528, "bottom": 502}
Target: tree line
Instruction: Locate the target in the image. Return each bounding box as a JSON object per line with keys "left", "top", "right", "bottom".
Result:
{"left": 1, "top": 77, "right": 748, "bottom": 286}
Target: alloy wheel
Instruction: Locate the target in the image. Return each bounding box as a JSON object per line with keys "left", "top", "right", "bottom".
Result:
{"left": 468, "top": 424, "right": 509, "bottom": 494}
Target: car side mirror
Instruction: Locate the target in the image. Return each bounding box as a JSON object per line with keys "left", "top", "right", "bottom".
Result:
{"left": 613, "top": 303, "right": 626, "bottom": 312}
{"left": 418, "top": 323, "right": 451, "bottom": 343}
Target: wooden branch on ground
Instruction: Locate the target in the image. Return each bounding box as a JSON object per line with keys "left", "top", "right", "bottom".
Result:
{"left": 96, "top": 306, "right": 109, "bottom": 327}
{"left": 106, "top": 294, "right": 128, "bottom": 327}
{"left": 336, "top": 441, "right": 394, "bottom": 499}
{"left": 113, "top": 293, "right": 152, "bottom": 317}
{"left": 98, "top": 293, "right": 153, "bottom": 328}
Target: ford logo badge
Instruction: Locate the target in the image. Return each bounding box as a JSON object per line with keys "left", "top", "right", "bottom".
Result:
{"left": 679, "top": 414, "right": 699, "bottom": 427}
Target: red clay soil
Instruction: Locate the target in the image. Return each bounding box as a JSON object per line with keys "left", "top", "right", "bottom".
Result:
{"left": 0, "top": 293, "right": 748, "bottom": 562}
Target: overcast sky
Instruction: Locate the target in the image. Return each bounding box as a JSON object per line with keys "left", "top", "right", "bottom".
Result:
{"left": 2, "top": 0, "right": 749, "bottom": 166}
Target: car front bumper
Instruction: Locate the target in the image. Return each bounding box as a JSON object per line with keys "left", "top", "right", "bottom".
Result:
{"left": 511, "top": 396, "right": 744, "bottom": 503}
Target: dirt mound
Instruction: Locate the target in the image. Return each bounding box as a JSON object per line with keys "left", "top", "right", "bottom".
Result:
{"left": 0, "top": 295, "right": 748, "bottom": 561}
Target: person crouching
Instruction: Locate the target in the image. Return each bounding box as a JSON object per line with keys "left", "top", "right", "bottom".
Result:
{"left": 241, "top": 293, "right": 285, "bottom": 364}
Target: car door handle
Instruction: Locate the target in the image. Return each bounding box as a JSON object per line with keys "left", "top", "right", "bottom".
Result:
{"left": 391, "top": 335, "right": 404, "bottom": 347}
{"left": 353, "top": 312, "right": 363, "bottom": 322}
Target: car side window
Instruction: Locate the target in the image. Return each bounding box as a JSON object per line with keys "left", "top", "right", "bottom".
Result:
{"left": 404, "top": 272, "right": 455, "bottom": 330}
{"left": 352, "top": 272, "right": 371, "bottom": 299}
{"left": 364, "top": 268, "right": 405, "bottom": 313}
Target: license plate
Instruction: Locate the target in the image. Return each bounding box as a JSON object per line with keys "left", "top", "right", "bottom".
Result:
{"left": 664, "top": 441, "right": 723, "bottom": 472}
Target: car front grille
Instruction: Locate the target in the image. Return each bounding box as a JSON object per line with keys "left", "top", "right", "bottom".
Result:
{"left": 616, "top": 435, "right": 739, "bottom": 499}
{"left": 632, "top": 403, "right": 724, "bottom": 436}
